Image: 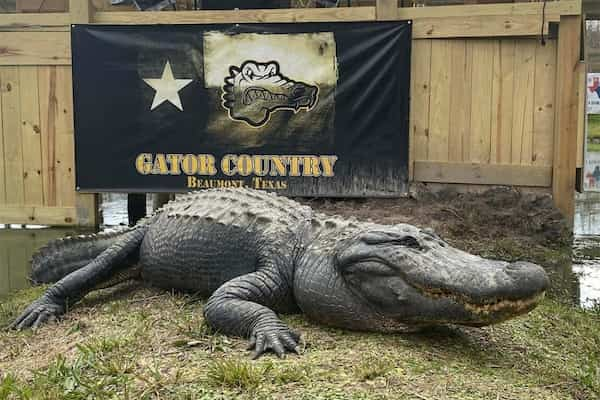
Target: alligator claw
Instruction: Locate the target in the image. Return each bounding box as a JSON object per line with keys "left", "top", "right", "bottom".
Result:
{"left": 248, "top": 325, "right": 301, "bottom": 359}
{"left": 9, "top": 296, "right": 64, "bottom": 331}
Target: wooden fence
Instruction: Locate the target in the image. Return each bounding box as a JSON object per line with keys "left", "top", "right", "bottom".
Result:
{"left": 0, "top": 0, "right": 584, "bottom": 225}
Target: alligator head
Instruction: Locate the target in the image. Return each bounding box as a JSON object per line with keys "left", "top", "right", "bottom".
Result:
{"left": 222, "top": 60, "right": 319, "bottom": 127}
{"left": 296, "top": 224, "right": 549, "bottom": 332}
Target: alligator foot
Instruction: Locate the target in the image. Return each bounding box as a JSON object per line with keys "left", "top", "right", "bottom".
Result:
{"left": 9, "top": 295, "right": 64, "bottom": 331}
{"left": 247, "top": 322, "right": 301, "bottom": 359}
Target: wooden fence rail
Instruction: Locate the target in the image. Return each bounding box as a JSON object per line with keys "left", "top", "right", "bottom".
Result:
{"left": 0, "top": 0, "right": 584, "bottom": 225}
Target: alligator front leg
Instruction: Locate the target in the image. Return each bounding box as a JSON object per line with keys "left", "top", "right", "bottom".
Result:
{"left": 10, "top": 227, "right": 146, "bottom": 330}
{"left": 204, "top": 268, "right": 300, "bottom": 359}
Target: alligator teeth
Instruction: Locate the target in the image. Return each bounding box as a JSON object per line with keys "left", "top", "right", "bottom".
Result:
{"left": 243, "top": 88, "right": 288, "bottom": 105}
{"left": 462, "top": 292, "right": 545, "bottom": 315}
{"left": 418, "top": 284, "right": 546, "bottom": 315}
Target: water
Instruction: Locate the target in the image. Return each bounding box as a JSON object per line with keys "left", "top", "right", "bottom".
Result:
{"left": 574, "top": 192, "right": 600, "bottom": 308}
{"left": 0, "top": 194, "right": 151, "bottom": 297}
{"left": 1, "top": 193, "right": 600, "bottom": 308}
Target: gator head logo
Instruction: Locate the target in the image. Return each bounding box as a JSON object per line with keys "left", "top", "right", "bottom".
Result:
{"left": 222, "top": 60, "right": 319, "bottom": 127}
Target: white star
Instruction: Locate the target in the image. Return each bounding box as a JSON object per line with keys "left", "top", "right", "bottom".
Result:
{"left": 143, "top": 61, "right": 193, "bottom": 111}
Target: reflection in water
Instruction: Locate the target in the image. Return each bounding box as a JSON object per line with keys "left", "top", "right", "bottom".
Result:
{"left": 575, "top": 192, "right": 600, "bottom": 236}
{"left": 0, "top": 193, "right": 600, "bottom": 307}
{"left": 574, "top": 238, "right": 600, "bottom": 308}
{"left": 0, "top": 227, "right": 92, "bottom": 297}
{"left": 0, "top": 194, "right": 149, "bottom": 297}
{"left": 100, "top": 193, "right": 154, "bottom": 227}
{"left": 545, "top": 258, "right": 580, "bottom": 307}
{"left": 574, "top": 192, "right": 600, "bottom": 307}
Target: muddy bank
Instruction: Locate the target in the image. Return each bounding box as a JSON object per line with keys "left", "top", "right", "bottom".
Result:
{"left": 303, "top": 186, "right": 569, "bottom": 248}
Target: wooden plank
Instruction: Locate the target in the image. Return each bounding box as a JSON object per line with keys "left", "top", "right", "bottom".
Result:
{"left": 0, "top": 32, "right": 70, "bottom": 66}
{"left": 94, "top": 11, "right": 550, "bottom": 39}
{"left": 553, "top": 15, "right": 582, "bottom": 223}
{"left": 469, "top": 40, "right": 494, "bottom": 163}
{"left": 54, "top": 66, "right": 76, "bottom": 208}
{"left": 533, "top": 39, "right": 557, "bottom": 167}
{"left": 0, "top": 206, "right": 78, "bottom": 225}
{"left": 448, "top": 40, "right": 472, "bottom": 162}
{"left": 70, "top": 0, "right": 92, "bottom": 24}
{"left": 410, "top": 39, "right": 432, "bottom": 166}
{"left": 427, "top": 39, "right": 451, "bottom": 162}
{"left": 94, "top": 7, "right": 376, "bottom": 24}
{"left": 0, "top": 67, "right": 25, "bottom": 206}
{"left": 412, "top": 15, "right": 549, "bottom": 40}
{"left": 511, "top": 40, "right": 536, "bottom": 165}
{"left": 490, "top": 39, "right": 515, "bottom": 164}
{"left": 75, "top": 193, "right": 98, "bottom": 228}
{"left": 397, "top": 1, "right": 581, "bottom": 21}
{"left": 92, "top": 1, "right": 581, "bottom": 25}
{"left": 414, "top": 161, "right": 552, "bottom": 187}
{"left": 38, "top": 66, "right": 57, "bottom": 207}
{"left": 0, "top": 13, "right": 70, "bottom": 31}
{"left": 0, "top": 69, "right": 5, "bottom": 205}
{"left": 19, "top": 66, "right": 44, "bottom": 206}
{"left": 577, "top": 61, "right": 585, "bottom": 169}
{"left": 376, "top": 0, "right": 397, "bottom": 21}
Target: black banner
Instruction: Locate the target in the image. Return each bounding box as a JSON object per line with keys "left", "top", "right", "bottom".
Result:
{"left": 72, "top": 22, "right": 411, "bottom": 196}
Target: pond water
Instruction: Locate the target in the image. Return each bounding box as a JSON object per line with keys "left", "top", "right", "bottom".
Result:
{"left": 1, "top": 193, "right": 600, "bottom": 309}
{"left": 574, "top": 192, "right": 600, "bottom": 308}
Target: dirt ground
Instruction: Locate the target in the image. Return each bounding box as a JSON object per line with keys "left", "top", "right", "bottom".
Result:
{"left": 301, "top": 185, "right": 571, "bottom": 267}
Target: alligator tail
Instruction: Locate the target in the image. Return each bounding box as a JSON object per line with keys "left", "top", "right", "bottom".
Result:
{"left": 30, "top": 229, "right": 137, "bottom": 285}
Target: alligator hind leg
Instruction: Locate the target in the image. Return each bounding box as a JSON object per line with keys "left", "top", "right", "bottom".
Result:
{"left": 204, "top": 266, "right": 300, "bottom": 359}
{"left": 10, "top": 227, "right": 147, "bottom": 330}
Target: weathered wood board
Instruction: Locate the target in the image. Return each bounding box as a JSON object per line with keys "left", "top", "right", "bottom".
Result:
{"left": 0, "top": 65, "right": 96, "bottom": 226}
{"left": 0, "top": 1, "right": 583, "bottom": 224}
{"left": 411, "top": 38, "right": 558, "bottom": 187}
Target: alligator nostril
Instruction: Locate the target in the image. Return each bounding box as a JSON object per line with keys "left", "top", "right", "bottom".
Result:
{"left": 505, "top": 263, "right": 523, "bottom": 271}
{"left": 505, "top": 262, "right": 550, "bottom": 291}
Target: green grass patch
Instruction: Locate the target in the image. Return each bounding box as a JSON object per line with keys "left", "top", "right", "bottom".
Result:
{"left": 206, "top": 359, "right": 268, "bottom": 391}
{"left": 0, "top": 286, "right": 46, "bottom": 329}
{"left": 1, "top": 286, "right": 598, "bottom": 399}
{"left": 353, "top": 356, "right": 392, "bottom": 381}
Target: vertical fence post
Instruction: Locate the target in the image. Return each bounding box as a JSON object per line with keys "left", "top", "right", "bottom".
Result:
{"left": 553, "top": 15, "right": 583, "bottom": 225}
{"left": 376, "top": 0, "right": 397, "bottom": 21}
{"left": 71, "top": 0, "right": 99, "bottom": 227}
{"left": 70, "top": 0, "right": 93, "bottom": 24}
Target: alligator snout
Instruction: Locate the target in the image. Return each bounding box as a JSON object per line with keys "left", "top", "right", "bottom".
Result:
{"left": 501, "top": 261, "right": 549, "bottom": 300}
{"left": 290, "top": 83, "right": 318, "bottom": 109}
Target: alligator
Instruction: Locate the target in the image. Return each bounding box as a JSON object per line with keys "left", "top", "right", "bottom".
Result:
{"left": 11, "top": 188, "right": 549, "bottom": 359}
{"left": 222, "top": 60, "right": 319, "bottom": 127}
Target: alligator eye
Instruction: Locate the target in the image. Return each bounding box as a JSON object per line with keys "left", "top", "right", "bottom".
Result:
{"left": 362, "top": 231, "right": 423, "bottom": 250}
{"left": 292, "top": 87, "right": 305, "bottom": 97}
{"left": 395, "top": 236, "right": 422, "bottom": 250}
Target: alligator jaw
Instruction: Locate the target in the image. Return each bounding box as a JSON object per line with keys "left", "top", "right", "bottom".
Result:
{"left": 420, "top": 284, "right": 545, "bottom": 314}
{"left": 242, "top": 87, "right": 288, "bottom": 106}
{"left": 409, "top": 282, "right": 546, "bottom": 326}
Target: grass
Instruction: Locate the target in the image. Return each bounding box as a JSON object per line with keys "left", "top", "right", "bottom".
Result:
{"left": 206, "top": 359, "right": 268, "bottom": 391}
{"left": 589, "top": 114, "right": 600, "bottom": 138}
{"left": 588, "top": 115, "right": 600, "bottom": 152}
{"left": 1, "top": 282, "right": 599, "bottom": 400}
